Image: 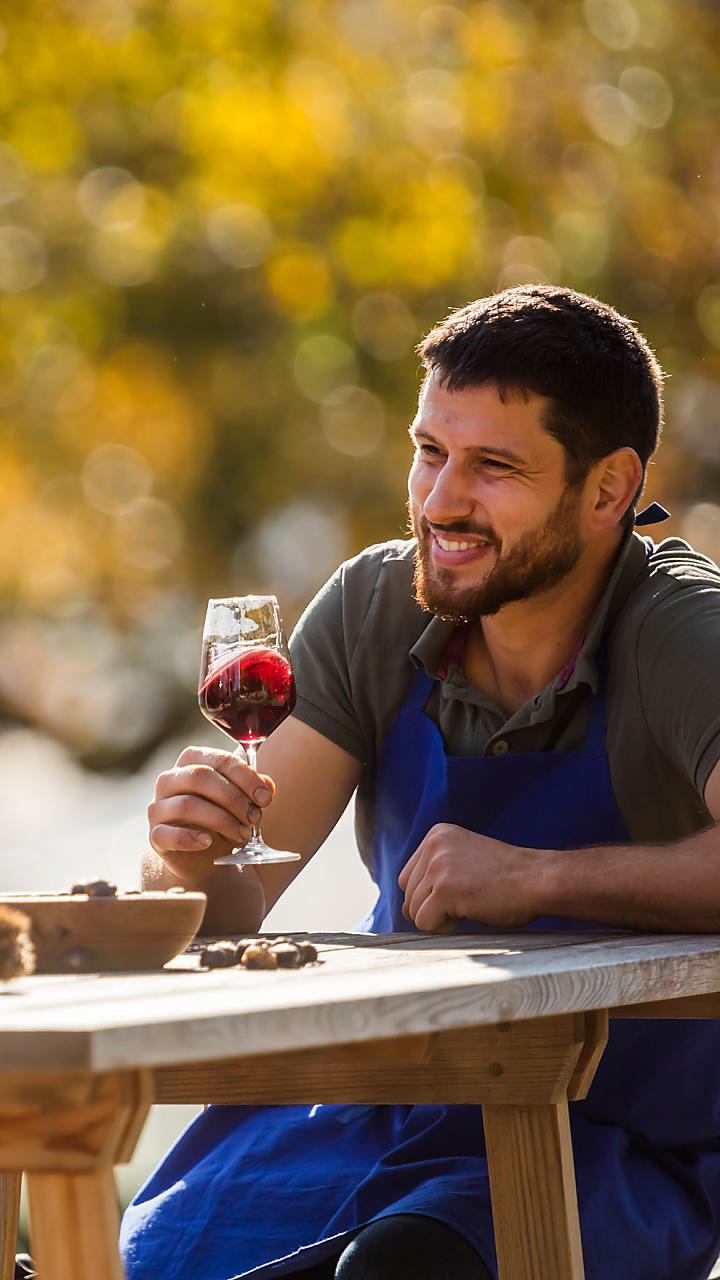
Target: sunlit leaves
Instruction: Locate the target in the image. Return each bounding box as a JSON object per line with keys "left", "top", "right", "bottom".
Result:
{"left": 0, "top": 0, "right": 719, "bottom": 763}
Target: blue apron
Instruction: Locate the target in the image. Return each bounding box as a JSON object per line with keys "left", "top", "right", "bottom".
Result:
{"left": 121, "top": 638, "right": 720, "bottom": 1280}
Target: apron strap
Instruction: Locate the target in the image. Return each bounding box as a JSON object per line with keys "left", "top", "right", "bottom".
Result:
{"left": 635, "top": 501, "right": 670, "bottom": 526}
{"left": 584, "top": 652, "right": 611, "bottom": 754}
{"left": 405, "top": 665, "right": 435, "bottom": 710}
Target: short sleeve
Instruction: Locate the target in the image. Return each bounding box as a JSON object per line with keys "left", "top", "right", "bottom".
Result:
{"left": 637, "top": 586, "right": 720, "bottom": 798}
{"left": 289, "top": 564, "right": 367, "bottom": 761}
{"left": 288, "top": 540, "right": 428, "bottom": 773}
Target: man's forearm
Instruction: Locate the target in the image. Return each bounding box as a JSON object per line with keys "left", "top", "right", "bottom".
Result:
{"left": 537, "top": 825, "right": 720, "bottom": 932}
{"left": 142, "top": 850, "right": 266, "bottom": 936}
{"left": 400, "top": 822, "right": 720, "bottom": 933}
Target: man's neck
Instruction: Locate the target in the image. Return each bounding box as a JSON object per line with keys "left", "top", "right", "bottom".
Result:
{"left": 464, "top": 530, "right": 625, "bottom": 717}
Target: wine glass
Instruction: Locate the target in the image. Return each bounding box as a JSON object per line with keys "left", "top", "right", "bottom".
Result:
{"left": 198, "top": 595, "right": 301, "bottom": 866}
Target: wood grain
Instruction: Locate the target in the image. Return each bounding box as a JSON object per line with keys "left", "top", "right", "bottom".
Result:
{"left": 154, "top": 1014, "right": 592, "bottom": 1106}
{"left": 0, "top": 1070, "right": 152, "bottom": 1174}
{"left": 610, "top": 993, "right": 720, "bottom": 1018}
{"left": 26, "top": 1170, "right": 124, "bottom": 1280}
{"left": 0, "top": 1173, "right": 21, "bottom": 1280}
{"left": 3, "top": 932, "right": 717, "bottom": 1280}
{"left": 2, "top": 932, "right": 720, "bottom": 1074}
{"left": 567, "top": 1010, "right": 608, "bottom": 1101}
{"left": 484, "top": 1101, "right": 585, "bottom": 1280}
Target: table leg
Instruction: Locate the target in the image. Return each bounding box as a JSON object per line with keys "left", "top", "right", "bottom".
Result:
{"left": 0, "top": 1173, "right": 21, "bottom": 1280}
{"left": 479, "top": 1012, "right": 607, "bottom": 1280}
{"left": 0, "top": 1069, "right": 152, "bottom": 1280}
{"left": 483, "top": 1100, "right": 584, "bottom": 1280}
{"left": 26, "top": 1170, "right": 123, "bottom": 1280}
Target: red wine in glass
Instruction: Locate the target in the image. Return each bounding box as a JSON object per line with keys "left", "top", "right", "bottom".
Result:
{"left": 199, "top": 648, "right": 297, "bottom": 744}
{"left": 198, "top": 596, "right": 301, "bottom": 866}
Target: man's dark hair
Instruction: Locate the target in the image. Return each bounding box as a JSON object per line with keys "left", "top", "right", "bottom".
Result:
{"left": 417, "top": 285, "right": 664, "bottom": 507}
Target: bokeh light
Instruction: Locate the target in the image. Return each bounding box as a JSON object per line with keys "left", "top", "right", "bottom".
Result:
{"left": 321, "top": 386, "right": 385, "bottom": 457}
{"left": 0, "top": 0, "right": 718, "bottom": 767}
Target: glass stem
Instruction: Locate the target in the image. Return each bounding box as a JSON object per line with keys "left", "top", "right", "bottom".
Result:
{"left": 237, "top": 740, "right": 264, "bottom": 847}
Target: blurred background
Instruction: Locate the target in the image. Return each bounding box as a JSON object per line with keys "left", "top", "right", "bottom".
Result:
{"left": 2, "top": 0, "right": 720, "bottom": 1224}
{"left": 3, "top": 0, "right": 720, "bottom": 788}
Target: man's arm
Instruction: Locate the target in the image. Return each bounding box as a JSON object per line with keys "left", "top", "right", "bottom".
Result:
{"left": 143, "top": 717, "right": 362, "bottom": 935}
{"left": 399, "top": 757, "right": 720, "bottom": 934}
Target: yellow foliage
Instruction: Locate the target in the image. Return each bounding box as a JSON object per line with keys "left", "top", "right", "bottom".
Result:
{"left": 266, "top": 245, "right": 334, "bottom": 319}
{"left": 56, "top": 346, "right": 206, "bottom": 487}
{"left": 8, "top": 102, "right": 83, "bottom": 172}
{"left": 0, "top": 0, "right": 719, "bottom": 759}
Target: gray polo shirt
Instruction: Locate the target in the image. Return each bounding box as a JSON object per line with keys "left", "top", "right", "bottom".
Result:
{"left": 289, "top": 531, "right": 720, "bottom": 870}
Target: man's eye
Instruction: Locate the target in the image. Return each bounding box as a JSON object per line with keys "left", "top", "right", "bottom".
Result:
{"left": 419, "top": 444, "right": 444, "bottom": 459}
{"left": 480, "top": 457, "right": 512, "bottom": 471}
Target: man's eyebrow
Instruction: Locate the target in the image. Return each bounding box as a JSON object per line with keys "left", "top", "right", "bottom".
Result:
{"left": 409, "top": 425, "right": 527, "bottom": 466}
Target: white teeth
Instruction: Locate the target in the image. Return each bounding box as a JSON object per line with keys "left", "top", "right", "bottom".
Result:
{"left": 435, "top": 535, "right": 487, "bottom": 552}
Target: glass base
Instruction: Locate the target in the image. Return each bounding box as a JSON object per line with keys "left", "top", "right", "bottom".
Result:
{"left": 214, "top": 847, "right": 302, "bottom": 867}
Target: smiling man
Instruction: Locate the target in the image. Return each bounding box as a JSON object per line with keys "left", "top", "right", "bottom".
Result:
{"left": 122, "top": 286, "right": 720, "bottom": 1280}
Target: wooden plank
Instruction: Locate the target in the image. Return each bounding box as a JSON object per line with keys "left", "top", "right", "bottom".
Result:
{"left": 0, "top": 1174, "right": 21, "bottom": 1280}
{"left": 154, "top": 1015, "right": 587, "bottom": 1106}
{"left": 1, "top": 934, "right": 720, "bottom": 1074}
{"left": 484, "top": 1101, "right": 585, "bottom": 1280}
{"left": 26, "top": 1169, "right": 124, "bottom": 1280}
{"left": 611, "top": 993, "right": 720, "bottom": 1018}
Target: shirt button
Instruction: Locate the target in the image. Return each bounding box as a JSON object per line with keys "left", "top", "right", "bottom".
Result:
{"left": 492, "top": 739, "right": 510, "bottom": 755}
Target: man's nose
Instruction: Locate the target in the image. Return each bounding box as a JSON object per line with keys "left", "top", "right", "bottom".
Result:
{"left": 423, "top": 460, "right": 474, "bottom": 525}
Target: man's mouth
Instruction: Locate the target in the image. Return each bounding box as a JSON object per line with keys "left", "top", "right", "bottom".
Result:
{"left": 428, "top": 527, "right": 496, "bottom": 567}
{"left": 434, "top": 533, "right": 491, "bottom": 552}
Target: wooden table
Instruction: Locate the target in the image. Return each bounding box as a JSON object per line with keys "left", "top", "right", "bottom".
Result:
{"left": 2, "top": 929, "right": 720, "bottom": 1280}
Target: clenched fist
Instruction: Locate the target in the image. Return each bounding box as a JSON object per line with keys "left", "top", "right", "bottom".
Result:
{"left": 398, "top": 823, "right": 544, "bottom": 933}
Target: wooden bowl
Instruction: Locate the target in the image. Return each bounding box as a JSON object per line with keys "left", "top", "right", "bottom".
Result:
{"left": 0, "top": 891, "right": 207, "bottom": 973}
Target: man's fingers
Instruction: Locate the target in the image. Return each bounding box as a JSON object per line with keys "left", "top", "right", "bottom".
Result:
{"left": 149, "top": 824, "right": 214, "bottom": 854}
{"left": 155, "top": 763, "right": 266, "bottom": 823}
{"left": 398, "top": 841, "right": 432, "bottom": 911}
{"left": 413, "top": 892, "right": 457, "bottom": 933}
{"left": 147, "top": 746, "right": 279, "bottom": 864}
{"left": 175, "top": 746, "right": 275, "bottom": 804}
{"left": 404, "top": 878, "right": 433, "bottom": 927}
{"left": 149, "top": 795, "right": 251, "bottom": 848}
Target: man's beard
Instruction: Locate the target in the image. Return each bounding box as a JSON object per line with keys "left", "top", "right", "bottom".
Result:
{"left": 411, "top": 485, "right": 584, "bottom": 622}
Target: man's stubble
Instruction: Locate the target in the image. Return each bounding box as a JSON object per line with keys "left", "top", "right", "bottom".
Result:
{"left": 410, "top": 483, "right": 585, "bottom": 623}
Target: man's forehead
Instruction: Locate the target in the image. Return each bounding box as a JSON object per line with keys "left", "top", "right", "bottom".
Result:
{"left": 413, "top": 375, "right": 554, "bottom": 442}
{"left": 418, "top": 370, "right": 541, "bottom": 407}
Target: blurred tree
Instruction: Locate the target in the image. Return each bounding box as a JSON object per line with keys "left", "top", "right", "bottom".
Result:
{"left": 0, "top": 0, "right": 719, "bottom": 765}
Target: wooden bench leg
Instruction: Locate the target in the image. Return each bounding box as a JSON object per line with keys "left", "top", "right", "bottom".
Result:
{"left": 0, "top": 1173, "right": 22, "bottom": 1280}
{"left": 26, "top": 1170, "right": 124, "bottom": 1280}
{"left": 483, "top": 1100, "right": 584, "bottom": 1280}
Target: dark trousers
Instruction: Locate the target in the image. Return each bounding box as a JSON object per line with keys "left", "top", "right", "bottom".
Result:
{"left": 295, "top": 1214, "right": 492, "bottom": 1279}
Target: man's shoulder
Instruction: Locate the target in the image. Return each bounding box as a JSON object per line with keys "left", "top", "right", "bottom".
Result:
{"left": 337, "top": 537, "right": 430, "bottom": 642}
{"left": 340, "top": 537, "right": 418, "bottom": 580}
{"left": 647, "top": 536, "right": 720, "bottom": 590}
{"left": 614, "top": 535, "right": 720, "bottom": 658}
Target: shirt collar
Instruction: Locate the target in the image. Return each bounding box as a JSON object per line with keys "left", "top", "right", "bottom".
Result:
{"left": 409, "top": 529, "right": 652, "bottom": 694}
{"left": 565, "top": 529, "right": 650, "bottom": 694}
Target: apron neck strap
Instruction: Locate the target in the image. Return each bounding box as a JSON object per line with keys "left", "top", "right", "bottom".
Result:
{"left": 406, "top": 666, "right": 435, "bottom": 709}
{"left": 635, "top": 501, "right": 670, "bottom": 526}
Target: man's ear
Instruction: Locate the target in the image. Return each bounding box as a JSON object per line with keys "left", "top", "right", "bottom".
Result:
{"left": 588, "top": 447, "right": 643, "bottom": 530}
